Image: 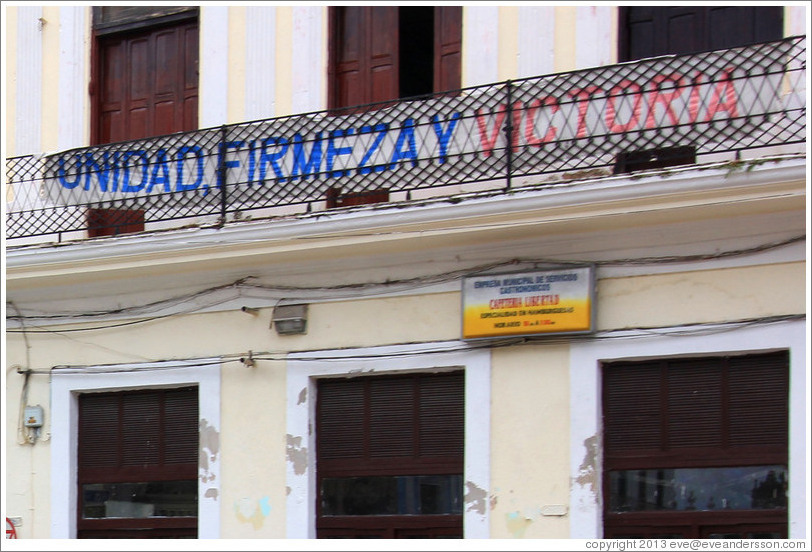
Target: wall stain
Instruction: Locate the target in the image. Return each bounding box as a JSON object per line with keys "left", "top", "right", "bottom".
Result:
{"left": 297, "top": 387, "right": 307, "bottom": 405}
{"left": 286, "top": 434, "right": 308, "bottom": 475}
{"left": 575, "top": 434, "right": 598, "bottom": 495}
{"left": 235, "top": 496, "right": 271, "bottom": 530}
{"left": 464, "top": 481, "right": 487, "bottom": 515}
{"left": 505, "top": 511, "right": 531, "bottom": 538}
{"left": 199, "top": 418, "right": 220, "bottom": 485}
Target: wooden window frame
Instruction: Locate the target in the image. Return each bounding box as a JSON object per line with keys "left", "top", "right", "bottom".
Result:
{"left": 315, "top": 371, "right": 465, "bottom": 538}
{"left": 76, "top": 387, "right": 199, "bottom": 538}
{"left": 602, "top": 352, "right": 789, "bottom": 539}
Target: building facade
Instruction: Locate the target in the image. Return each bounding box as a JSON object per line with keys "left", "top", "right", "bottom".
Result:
{"left": 4, "top": 5, "right": 809, "bottom": 540}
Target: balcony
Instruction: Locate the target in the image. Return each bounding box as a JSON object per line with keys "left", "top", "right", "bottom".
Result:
{"left": 5, "top": 36, "right": 806, "bottom": 244}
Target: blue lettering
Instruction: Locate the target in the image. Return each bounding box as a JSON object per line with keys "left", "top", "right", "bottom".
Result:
{"left": 176, "top": 146, "right": 204, "bottom": 192}
{"left": 260, "top": 137, "right": 289, "bottom": 182}
{"left": 82, "top": 151, "right": 120, "bottom": 192}
{"left": 247, "top": 140, "right": 257, "bottom": 185}
{"left": 120, "top": 150, "right": 149, "bottom": 193}
{"left": 217, "top": 141, "right": 245, "bottom": 189}
{"left": 389, "top": 118, "right": 418, "bottom": 170}
{"left": 290, "top": 132, "right": 323, "bottom": 181}
{"left": 326, "top": 127, "right": 354, "bottom": 178}
{"left": 431, "top": 112, "right": 460, "bottom": 165}
{"left": 147, "top": 149, "right": 172, "bottom": 194}
{"left": 57, "top": 155, "right": 83, "bottom": 189}
{"left": 356, "top": 123, "right": 389, "bottom": 175}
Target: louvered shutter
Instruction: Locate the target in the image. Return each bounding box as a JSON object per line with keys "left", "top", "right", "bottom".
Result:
{"left": 603, "top": 352, "right": 788, "bottom": 469}
{"left": 666, "top": 358, "right": 723, "bottom": 448}
{"left": 727, "top": 353, "right": 788, "bottom": 447}
{"left": 317, "top": 372, "right": 464, "bottom": 475}
{"left": 79, "top": 387, "right": 198, "bottom": 481}
{"left": 603, "top": 361, "right": 662, "bottom": 454}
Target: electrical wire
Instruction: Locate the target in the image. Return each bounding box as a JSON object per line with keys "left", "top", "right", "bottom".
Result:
{"left": 6, "top": 233, "right": 805, "bottom": 332}
{"left": 17, "top": 313, "right": 804, "bottom": 375}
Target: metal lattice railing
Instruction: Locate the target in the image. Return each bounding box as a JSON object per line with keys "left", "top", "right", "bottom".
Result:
{"left": 6, "top": 36, "right": 806, "bottom": 242}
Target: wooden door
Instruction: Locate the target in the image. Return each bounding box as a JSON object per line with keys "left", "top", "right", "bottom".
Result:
{"left": 619, "top": 6, "right": 784, "bottom": 61}
{"left": 90, "top": 13, "right": 199, "bottom": 236}
{"left": 329, "top": 6, "right": 399, "bottom": 110}
{"left": 316, "top": 372, "right": 465, "bottom": 538}
{"left": 77, "top": 387, "right": 199, "bottom": 539}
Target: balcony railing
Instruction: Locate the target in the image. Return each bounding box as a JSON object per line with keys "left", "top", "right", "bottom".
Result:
{"left": 6, "top": 36, "right": 806, "bottom": 242}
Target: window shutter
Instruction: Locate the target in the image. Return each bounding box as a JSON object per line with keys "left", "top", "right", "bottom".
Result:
{"left": 79, "top": 394, "right": 121, "bottom": 468}
{"left": 317, "top": 380, "right": 365, "bottom": 460}
{"left": 433, "top": 6, "right": 462, "bottom": 94}
{"left": 603, "top": 361, "right": 662, "bottom": 454}
{"left": 620, "top": 7, "right": 784, "bottom": 62}
{"left": 79, "top": 387, "right": 198, "bottom": 478}
{"left": 666, "top": 358, "right": 723, "bottom": 448}
{"left": 727, "top": 352, "right": 788, "bottom": 447}
{"left": 369, "top": 377, "right": 415, "bottom": 457}
{"left": 419, "top": 371, "right": 465, "bottom": 456}
{"left": 330, "top": 7, "right": 399, "bottom": 109}
{"left": 317, "top": 372, "right": 464, "bottom": 470}
{"left": 603, "top": 352, "right": 788, "bottom": 467}
{"left": 121, "top": 392, "right": 162, "bottom": 465}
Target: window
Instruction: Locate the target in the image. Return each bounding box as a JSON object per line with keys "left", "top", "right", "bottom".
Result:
{"left": 328, "top": 6, "right": 462, "bottom": 110}
{"left": 602, "top": 351, "right": 788, "bottom": 538}
{"left": 325, "top": 6, "right": 461, "bottom": 208}
{"left": 77, "top": 387, "right": 199, "bottom": 538}
{"left": 619, "top": 6, "right": 784, "bottom": 62}
{"left": 88, "top": 7, "right": 199, "bottom": 236}
{"left": 316, "top": 371, "right": 465, "bottom": 538}
{"left": 614, "top": 6, "right": 784, "bottom": 175}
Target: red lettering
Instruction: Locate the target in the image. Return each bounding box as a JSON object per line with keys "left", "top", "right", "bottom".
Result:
{"left": 605, "top": 79, "right": 643, "bottom": 133}
{"left": 704, "top": 67, "right": 739, "bottom": 121}
{"left": 645, "top": 73, "right": 685, "bottom": 129}
{"left": 687, "top": 71, "right": 704, "bottom": 124}
{"left": 567, "top": 86, "right": 602, "bottom": 138}
{"left": 476, "top": 106, "right": 507, "bottom": 158}
{"left": 524, "top": 96, "right": 559, "bottom": 145}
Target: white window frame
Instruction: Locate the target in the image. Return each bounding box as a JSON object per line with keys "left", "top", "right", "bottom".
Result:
{"left": 569, "top": 319, "right": 807, "bottom": 539}
{"left": 286, "top": 341, "right": 491, "bottom": 538}
{"left": 50, "top": 359, "right": 221, "bottom": 539}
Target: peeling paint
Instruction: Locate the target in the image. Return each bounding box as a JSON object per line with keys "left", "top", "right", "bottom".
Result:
{"left": 464, "top": 481, "right": 487, "bottom": 515}
{"left": 505, "top": 511, "right": 531, "bottom": 538}
{"left": 199, "top": 418, "right": 220, "bottom": 484}
{"left": 286, "top": 434, "right": 308, "bottom": 475}
{"left": 205, "top": 488, "right": 219, "bottom": 500}
{"left": 235, "top": 496, "right": 271, "bottom": 529}
{"left": 297, "top": 387, "right": 307, "bottom": 405}
{"left": 489, "top": 494, "right": 498, "bottom": 510}
{"left": 575, "top": 434, "right": 599, "bottom": 495}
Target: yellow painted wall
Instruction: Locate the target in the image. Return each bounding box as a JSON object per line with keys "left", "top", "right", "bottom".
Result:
{"left": 498, "top": 6, "right": 519, "bottom": 81}
{"left": 274, "top": 7, "right": 293, "bottom": 118}
{"left": 490, "top": 343, "right": 571, "bottom": 539}
{"left": 5, "top": 7, "right": 18, "bottom": 156}
{"left": 597, "top": 262, "right": 806, "bottom": 330}
{"left": 40, "top": 7, "right": 60, "bottom": 152}
{"left": 4, "top": 261, "right": 805, "bottom": 536}
{"left": 227, "top": 6, "right": 247, "bottom": 124}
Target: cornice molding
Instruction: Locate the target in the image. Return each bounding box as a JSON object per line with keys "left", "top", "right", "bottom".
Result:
{"left": 6, "top": 157, "right": 806, "bottom": 280}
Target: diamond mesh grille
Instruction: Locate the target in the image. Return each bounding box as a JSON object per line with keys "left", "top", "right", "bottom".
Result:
{"left": 6, "top": 37, "right": 805, "bottom": 241}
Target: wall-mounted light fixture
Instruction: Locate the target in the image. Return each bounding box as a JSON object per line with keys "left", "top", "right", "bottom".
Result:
{"left": 271, "top": 304, "right": 308, "bottom": 335}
